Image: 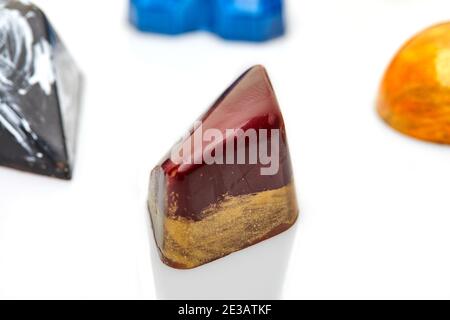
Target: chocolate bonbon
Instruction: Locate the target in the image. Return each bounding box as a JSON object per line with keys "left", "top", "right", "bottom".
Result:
{"left": 148, "top": 66, "right": 298, "bottom": 269}
{"left": 130, "top": 0, "right": 285, "bottom": 42}
{"left": 378, "top": 22, "right": 450, "bottom": 144}
{"left": 0, "top": 0, "right": 83, "bottom": 179}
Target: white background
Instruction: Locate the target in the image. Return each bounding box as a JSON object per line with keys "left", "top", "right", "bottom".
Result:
{"left": 1, "top": 0, "right": 450, "bottom": 299}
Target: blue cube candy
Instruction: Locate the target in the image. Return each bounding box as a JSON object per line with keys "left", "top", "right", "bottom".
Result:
{"left": 129, "top": 0, "right": 285, "bottom": 42}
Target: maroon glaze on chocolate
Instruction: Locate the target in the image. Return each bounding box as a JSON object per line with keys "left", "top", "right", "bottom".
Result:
{"left": 158, "top": 66, "right": 294, "bottom": 221}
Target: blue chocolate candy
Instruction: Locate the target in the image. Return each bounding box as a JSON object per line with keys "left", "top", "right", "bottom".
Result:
{"left": 130, "top": 0, "right": 285, "bottom": 42}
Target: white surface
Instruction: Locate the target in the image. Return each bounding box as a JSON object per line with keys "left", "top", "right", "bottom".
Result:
{"left": 1, "top": 0, "right": 450, "bottom": 299}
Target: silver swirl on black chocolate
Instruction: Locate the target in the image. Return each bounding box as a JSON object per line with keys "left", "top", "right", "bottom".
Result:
{"left": 0, "top": 2, "right": 56, "bottom": 161}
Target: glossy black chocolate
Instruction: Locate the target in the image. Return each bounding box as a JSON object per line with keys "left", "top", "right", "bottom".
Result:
{"left": 0, "top": 0, "right": 83, "bottom": 179}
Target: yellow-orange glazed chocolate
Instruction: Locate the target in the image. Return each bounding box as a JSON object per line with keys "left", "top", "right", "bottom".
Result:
{"left": 378, "top": 22, "right": 450, "bottom": 144}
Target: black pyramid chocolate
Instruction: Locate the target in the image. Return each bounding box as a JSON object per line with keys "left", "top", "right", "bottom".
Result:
{"left": 148, "top": 65, "right": 299, "bottom": 269}
{"left": 0, "top": 0, "right": 83, "bottom": 179}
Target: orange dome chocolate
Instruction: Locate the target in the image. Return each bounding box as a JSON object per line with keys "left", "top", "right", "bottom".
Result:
{"left": 377, "top": 22, "right": 450, "bottom": 144}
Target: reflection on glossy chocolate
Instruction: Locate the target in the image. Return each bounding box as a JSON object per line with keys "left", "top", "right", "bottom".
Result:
{"left": 148, "top": 66, "right": 299, "bottom": 269}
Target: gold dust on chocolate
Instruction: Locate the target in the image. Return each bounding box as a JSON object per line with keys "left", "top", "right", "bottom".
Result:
{"left": 150, "top": 183, "right": 298, "bottom": 269}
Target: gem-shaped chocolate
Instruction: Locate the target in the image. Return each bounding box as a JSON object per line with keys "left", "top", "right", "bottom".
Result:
{"left": 378, "top": 22, "right": 450, "bottom": 144}
{"left": 148, "top": 66, "right": 298, "bottom": 269}
{"left": 130, "top": 0, "right": 285, "bottom": 42}
{"left": 0, "top": 0, "right": 83, "bottom": 179}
